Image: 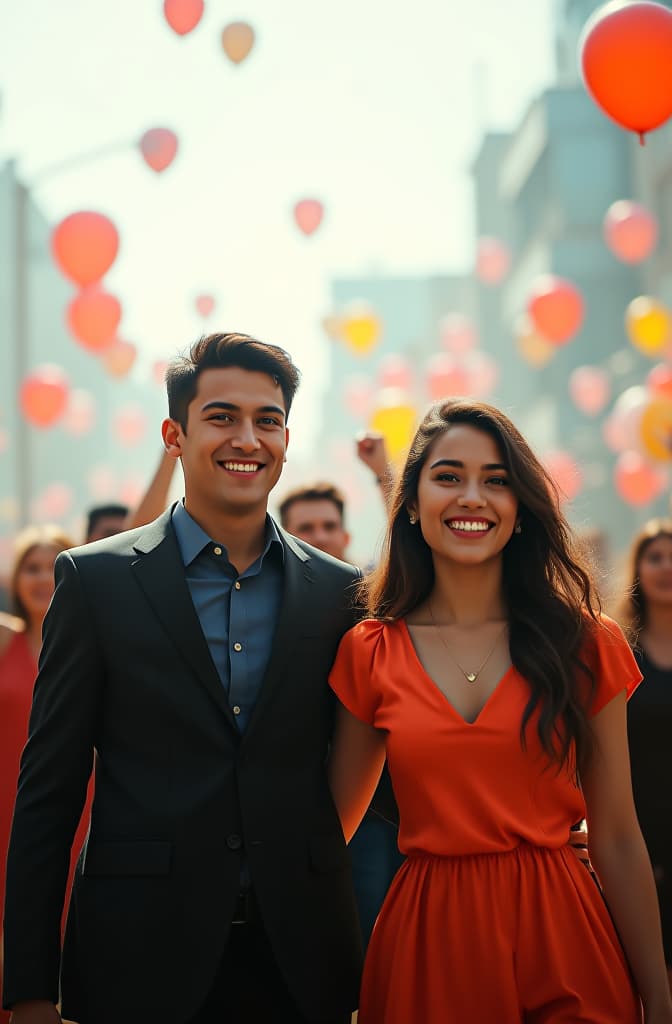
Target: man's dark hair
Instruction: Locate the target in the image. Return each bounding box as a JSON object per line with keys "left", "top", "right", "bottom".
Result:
{"left": 278, "top": 483, "right": 346, "bottom": 529}
{"left": 86, "top": 504, "right": 129, "bottom": 539}
{"left": 165, "top": 332, "right": 301, "bottom": 431}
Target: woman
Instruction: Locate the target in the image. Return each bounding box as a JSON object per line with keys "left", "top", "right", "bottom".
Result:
{"left": 328, "top": 399, "right": 671, "bottom": 1023}
{"left": 616, "top": 518, "right": 672, "bottom": 990}
{"left": 0, "top": 525, "right": 87, "bottom": 1023}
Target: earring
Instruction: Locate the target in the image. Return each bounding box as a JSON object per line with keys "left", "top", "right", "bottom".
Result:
{"left": 514, "top": 522, "right": 522, "bottom": 534}
{"left": 408, "top": 512, "right": 418, "bottom": 525}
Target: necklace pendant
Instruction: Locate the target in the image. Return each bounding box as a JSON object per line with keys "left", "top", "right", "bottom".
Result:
{"left": 466, "top": 672, "right": 477, "bottom": 683}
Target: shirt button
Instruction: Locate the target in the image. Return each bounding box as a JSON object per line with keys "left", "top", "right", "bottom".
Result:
{"left": 213, "top": 546, "right": 222, "bottom": 556}
{"left": 232, "top": 705, "right": 241, "bottom": 716}
{"left": 233, "top": 642, "right": 242, "bottom": 652}
{"left": 234, "top": 581, "right": 241, "bottom": 590}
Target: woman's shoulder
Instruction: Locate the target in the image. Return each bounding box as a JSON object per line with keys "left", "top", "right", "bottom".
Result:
{"left": 0, "top": 612, "right": 25, "bottom": 658}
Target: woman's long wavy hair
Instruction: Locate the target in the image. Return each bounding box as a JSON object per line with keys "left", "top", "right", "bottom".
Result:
{"left": 10, "top": 524, "right": 73, "bottom": 626}
{"left": 364, "top": 399, "right": 600, "bottom": 773}
{"left": 614, "top": 518, "right": 672, "bottom": 645}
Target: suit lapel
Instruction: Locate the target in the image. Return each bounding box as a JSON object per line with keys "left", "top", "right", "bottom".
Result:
{"left": 241, "top": 530, "right": 315, "bottom": 743}
{"left": 131, "top": 507, "right": 238, "bottom": 729}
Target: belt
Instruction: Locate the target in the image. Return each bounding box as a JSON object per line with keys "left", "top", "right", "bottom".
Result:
{"left": 230, "top": 888, "right": 258, "bottom": 926}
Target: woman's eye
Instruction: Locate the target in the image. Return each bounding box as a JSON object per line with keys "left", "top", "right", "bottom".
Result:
{"left": 487, "top": 477, "right": 509, "bottom": 486}
{"left": 436, "top": 473, "right": 458, "bottom": 482}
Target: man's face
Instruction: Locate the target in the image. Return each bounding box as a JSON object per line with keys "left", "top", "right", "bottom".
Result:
{"left": 86, "top": 514, "right": 127, "bottom": 543}
{"left": 162, "top": 366, "right": 289, "bottom": 519}
{"left": 283, "top": 499, "right": 350, "bottom": 561}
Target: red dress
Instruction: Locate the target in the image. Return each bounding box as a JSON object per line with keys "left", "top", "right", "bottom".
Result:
{"left": 0, "top": 631, "right": 92, "bottom": 1021}
{"left": 329, "top": 614, "right": 643, "bottom": 1023}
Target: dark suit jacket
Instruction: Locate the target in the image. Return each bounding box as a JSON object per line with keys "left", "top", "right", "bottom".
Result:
{"left": 3, "top": 508, "right": 363, "bottom": 1024}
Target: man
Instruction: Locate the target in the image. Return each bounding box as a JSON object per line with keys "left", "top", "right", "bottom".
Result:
{"left": 3, "top": 333, "right": 363, "bottom": 1024}
{"left": 277, "top": 481, "right": 403, "bottom": 950}
{"left": 83, "top": 503, "right": 129, "bottom": 543}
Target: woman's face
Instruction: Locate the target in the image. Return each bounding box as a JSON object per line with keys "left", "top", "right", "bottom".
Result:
{"left": 15, "top": 543, "right": 61, "bottom": 623}
{"left": 637, "top": 535, "right": 672, "bottom": 608}
{"left": 411, "top": 424, "right": 519, "bottom": 569}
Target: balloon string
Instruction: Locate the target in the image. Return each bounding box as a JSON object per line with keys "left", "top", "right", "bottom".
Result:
{"left": 639, "top": 132, "right": 646, "bottom": 147}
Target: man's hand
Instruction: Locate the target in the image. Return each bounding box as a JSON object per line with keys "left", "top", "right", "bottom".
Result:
{"left": 355, "top": 432, "right": 390, "bottom": 481}
{"left": 9, "top": 1001, "right": 62, "bottom": 1023}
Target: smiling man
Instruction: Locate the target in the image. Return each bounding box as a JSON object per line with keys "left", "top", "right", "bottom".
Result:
{"left": 3, "top": 333, "right": 363, "bottom": 1024}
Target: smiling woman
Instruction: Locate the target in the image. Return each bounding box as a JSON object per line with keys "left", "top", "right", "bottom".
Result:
{"left": 326, "top": 398, "right": 672, "bottom": 1023}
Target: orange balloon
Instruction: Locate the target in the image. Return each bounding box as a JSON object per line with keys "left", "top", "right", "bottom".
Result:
{"left": 164, "top": 0, "right": 203, "bottom": 35}
{"left": 20, "top": 365, "right": 69, "bottom": 428}
{"left": 102, "top": 339, "right": 137, "bottom": 378}
{"left": 614, "top": 450, "right": 667, "bottom": 504}
{"left": 139, "top": 128, "right": 179, "bottom": 173}
{"left": 639, "top": 397, "right": 672, "bottom": 461}
{"left": 67, "top": 287, "right": 121, "bottom": 352}
{"left": 603, "top": 200, "right": 657, "bottom": 262}
{"left": 195, "top": 294, "right": 215, "bottom": 317}
{"left": 580, "top": 1, "right": 672, "bottom": 142}
{"left": 221, "top": 21, "right": 255, "bottom": 64}
{"left": 52, "top": 211, "right": 119, "bottom": 287}
{"left": 527, "top": 275, "right": 584, "bottom": 344}
{"left": 293, "top": 199, "right": 324, "bottom": 236}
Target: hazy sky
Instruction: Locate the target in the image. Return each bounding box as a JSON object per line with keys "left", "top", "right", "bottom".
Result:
{"left": 0, "top": 0, "right": 556, "bottom": 455}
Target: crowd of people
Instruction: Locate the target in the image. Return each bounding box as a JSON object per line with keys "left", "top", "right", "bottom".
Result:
{"left": 0, "top": 330, "right": 670, "bottom": 1023}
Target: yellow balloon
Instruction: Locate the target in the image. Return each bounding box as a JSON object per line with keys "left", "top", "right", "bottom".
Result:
{"left": 640, "top": 397, "right": 672, "bottom": 461}
{"left": 340, "top": 303, "right": 382, "bottom": 355}
{"left": 221, "top": 22, "right": 255, "bottom": 64}
{"left": 369, "top": 388, "right": 416, "bottom": 461}
{"left": 625, "top": 296, "right": 671, "bottom": 356}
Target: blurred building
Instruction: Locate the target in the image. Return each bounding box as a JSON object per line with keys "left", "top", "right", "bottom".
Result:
{"left": 0, "top": 160, "right": 165, "bottom": 565}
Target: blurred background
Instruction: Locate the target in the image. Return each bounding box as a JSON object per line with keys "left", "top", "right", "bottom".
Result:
{"left": 1, "top": 0, "right": 671, "bottom": 579}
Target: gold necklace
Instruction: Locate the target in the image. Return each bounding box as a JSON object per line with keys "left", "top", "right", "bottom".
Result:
{"left": 427, "top": 602, "right": 508, "bottom": 684}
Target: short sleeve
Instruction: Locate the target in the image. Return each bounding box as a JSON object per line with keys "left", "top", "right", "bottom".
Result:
{"left": 581, "top": 614, "right": 643, "bottom": 717}
{"left": 328, "top": 619, "right": 385, "bottom": 726}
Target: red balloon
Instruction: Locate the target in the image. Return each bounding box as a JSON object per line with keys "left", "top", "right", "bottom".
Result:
{"left": 293, "top": 199, "right": 324, "bottom": 236}
{"left": 195, "top": 294, "right": 215, "bottom": 317}
{"left": 139, "top": 128, "right": 179, "bottom": 173}
{"left": 527, "top": 275, "right": 584, "bottom": 344}
{"left": 67, "top": 287, "right": 122, "bottom": 352}
{"left": 580, "top": 1, "right": 672, "bottom": 142}
{"left": 604, "top": 200, "right": 657, "bottom": 262}
{"left": 20, "top": 365, "right": 69, "bottom": 428}
{"left": 614, "top": 450, "right": 667, "bottom": 505}
{"left": 647, "top": 362, "right": 672, "bottom": 400}
{"left": 163, "top": 0, "right": 204, "bottom": 35}
{"left": 51, "top": 211, "right": 119, "bottom": 287}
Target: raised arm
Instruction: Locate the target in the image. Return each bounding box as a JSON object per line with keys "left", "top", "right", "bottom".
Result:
{"left": 582, "top": 691, "right": 672, "bottom": 1022}
{"left": 328, "top": 702, "right": 386, "bottom": 843}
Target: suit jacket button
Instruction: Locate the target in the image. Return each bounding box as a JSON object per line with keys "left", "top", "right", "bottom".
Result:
{"left": 227, "top": 834, "right": 243, "bottom": 850}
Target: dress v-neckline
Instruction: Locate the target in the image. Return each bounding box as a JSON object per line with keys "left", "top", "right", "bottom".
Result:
{"left": 400, "top": 618, "right": 514, "bottom": 727}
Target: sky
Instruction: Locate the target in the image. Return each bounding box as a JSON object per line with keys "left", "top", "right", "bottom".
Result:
{"left": 0, "top": 0, "right": 557, "bottom": 457}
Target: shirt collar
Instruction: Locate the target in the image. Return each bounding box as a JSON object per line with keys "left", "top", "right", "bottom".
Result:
{"left": 171, "top": 500, "right": 284, "bottom": 567}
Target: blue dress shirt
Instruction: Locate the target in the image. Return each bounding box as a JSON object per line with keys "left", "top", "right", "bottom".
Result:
{"left": 171, "top": 501, "right": 284, "bottom": 733}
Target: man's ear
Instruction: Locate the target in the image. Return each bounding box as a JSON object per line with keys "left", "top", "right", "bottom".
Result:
{"left": 162, "top": 418, "right": 184, "bottom": 460}
{"left": 283, "top": 427, "right": 289, "bottom": 463}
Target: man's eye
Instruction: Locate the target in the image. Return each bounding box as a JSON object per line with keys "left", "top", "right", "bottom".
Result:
{"left": 259, "top": 417, "right": 280, "bottom": 426}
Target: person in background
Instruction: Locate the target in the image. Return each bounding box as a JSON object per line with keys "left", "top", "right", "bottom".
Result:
{"left": 327, "top": 398, "right": 671, "bottom": 1023}
{"left": 615, "top": 517, "right": 672, "bottom": 991}
{"left": 278, "top": 480, "right": 403, "bottom": 947}
{"left": 0, "top": 525, "right": 88, "bottom": 1024}
{"left": 84, "top": 504, "right": 129, "bottom": 543}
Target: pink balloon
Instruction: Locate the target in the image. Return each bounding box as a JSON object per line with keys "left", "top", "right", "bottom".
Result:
{"left": 293, "top": 199, "right": 324, "bottom": 237}
{"left": 602, "top": 411, "right": 628, "bottom": 453}
{"left": 426, "top": 353, "right": 470, "bottom": 401}
{"left": 610, "top": 385, "right": 649, "bottom": 452}
{"left": 647, "top": 362, "right": 672, "bottom": 400}
{"left": 102, "top": 339, "right": 137, "bottom": 378}
{"left": 464, "top": 351, "right": 499, "bottom": 398}
{"left": 569, "top": 366, "right": 611, "bottom": 416}
{"left": 152, "top": 360, "right": 169, "bottom": 386}
{"left": 604, "top": 200, "right": 657, "bottom": 263}
{"left": 475, "top": 236, "right": 510, "bottom": 285}
{"left": 439, "top": 314, "right": 477, "bottom": 355}
{"left": 163, "top": 0, "right": 204, "bottom": 35}
{"left": 614, "top": 450, "right": 667, "bottom": 505}
{"left": 343, "top": 375, "right": 373, "bottom": 419}
{"left": 88, "top": 465, "right": 118, "bottom": 500}
{"left": 39, "top": 482, "right": 73, "bottom": 520}
{"left": 20, "top": 365, "right": 70, "bottom": 428}
{"left": 63, "top": 389, "right": 96, "bottom": 436}
{"left": 527, "top": 275, "right": 584, "bottom": 344}
{"left": 113, "top": 405, "right": 147, "bottom": 447}
{"left": 195, "top": 294, "right": 215, "bottom": 317}
{"left": 377, "top": 355, "right": 413, "bottom": 391}
{"left": 139, "top": 128, "right": 179, "bottom": 173}
{"left": 544, "top": 451, "right": 583, "bottom": 502}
